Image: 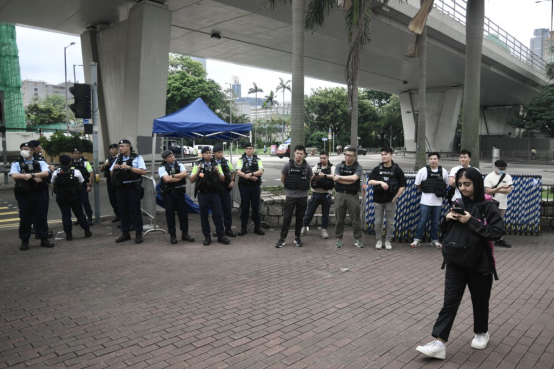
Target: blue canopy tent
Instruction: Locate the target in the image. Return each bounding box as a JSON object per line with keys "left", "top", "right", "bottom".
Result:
{"left": 151, "top": 97, "right": 252, "bottom": 172}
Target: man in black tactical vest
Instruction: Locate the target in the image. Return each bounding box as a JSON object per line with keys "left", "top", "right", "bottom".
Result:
{"left": 276, "top": 145, "right": 313, "bottom": 248}
{"left": 72, "top": 148, "right": 94, "bottom": 226}
{"left": 51, "top": 155, "right": 93, "bottom": 241}
{"left": 368, "top": 147, "right": 407, "bottom": 250}
{"left": 100, "top": 143, "right": 120, "bottom": 222}
{"left": 28, "top": 140, "right": 54, "bottom": 239}
{"left": 213, "top": 145, "right": 237, "bottom": 237}
{"left": 235, "top": 142, "right": 265, "bottom": 236}
{"left": 110, "top": 139, "right": 147, "bottom": 244}
{"left": 411, "top": 152, "right": 448, "bottom": 249}
{"left": 333, "top": 147, "right": 364, "bottom": 248}
{"left": 301, "top": 150, "right": 334, "bottom": 240}
{"left": 190, "top": 147, "right": 230, "bottom": 246}
{"left": 9, "top": 142, "right": 54, "bottom": 250}
{"left": 158, "top": 150, "right": 195, "bottom": 244}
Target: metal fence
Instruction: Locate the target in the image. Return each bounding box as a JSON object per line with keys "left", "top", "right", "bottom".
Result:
{"left": 362, "top": 173, "right": 543, "bottom": 242}
{"left": 141, "top": 176, "right": 166, "bottom": 235}
{"left": 433, "top": 0, "right": 547, "bottom": 75}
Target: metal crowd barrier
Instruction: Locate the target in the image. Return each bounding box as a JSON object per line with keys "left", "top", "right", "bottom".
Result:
{"left": 362, "top": 173, "right": 543, "bottom": 242}
{"left": 141, "top": 176, "right": 166, "bottom": 235}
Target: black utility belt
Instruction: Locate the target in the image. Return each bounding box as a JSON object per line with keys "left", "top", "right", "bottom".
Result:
{"left": 120, "top": 182, "right": 141, "bottom": 189}
{"left": 336, "top": 189, "right": 358, "bottom": 195}
{"left": 164, "top": 187, "right": 186, "bottom": 193}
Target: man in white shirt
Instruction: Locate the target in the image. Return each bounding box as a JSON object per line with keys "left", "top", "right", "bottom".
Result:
{"left": 448, "top": 149, "right": 479, "bottom": 203}
{"left": 484, "top": 160, "right": 513, "bottom": 248}
{"left": 411, "top": 152, "right": 449, "bottom": 248}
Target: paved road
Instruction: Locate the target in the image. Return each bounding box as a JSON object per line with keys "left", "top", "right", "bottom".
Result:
{"left": 0, "top": 210, "right": 552, "bottom": 368}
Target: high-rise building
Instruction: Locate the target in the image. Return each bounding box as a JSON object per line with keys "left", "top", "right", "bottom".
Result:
{"left": 20, "top": 80, "right": 74, "bottom": 106}
{"left": 231, "top": 75, "right": 241, "bottom": 98}
{"left": 531, "top": 28, "right": 549, "bottom": 59}
{"left": 544, "top": 32, "right": 554, "bottom": 63}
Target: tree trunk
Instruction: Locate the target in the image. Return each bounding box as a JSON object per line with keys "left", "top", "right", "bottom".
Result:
{"left": 461, "top": 0, "right": 484, "bottom": 167}
{"left": 415, "top": 2, "right": 427, "bottom": 170}
{"left": 350, "top": 35, "right": 360, "bottom": 149}
{"left": 291, "top": 0, "right": 305, "bottom": 151}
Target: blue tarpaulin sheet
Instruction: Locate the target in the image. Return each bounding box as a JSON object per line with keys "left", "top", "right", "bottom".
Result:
{"left": 152, "top": 97, "right": 251, "bottom": 140}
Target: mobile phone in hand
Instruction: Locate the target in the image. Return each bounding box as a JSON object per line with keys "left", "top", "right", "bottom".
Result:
{"left": 452, "top": 207, "right": 465, "bottom": 215}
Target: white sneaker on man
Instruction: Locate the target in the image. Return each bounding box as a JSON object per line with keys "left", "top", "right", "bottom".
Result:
{"left": 410, "top": 239, "right": 421, "bottom": 248}
{"left": 375, "top": 240, "right": 383, "bottom": 249}
{"left": 321, "top": 229, "right": 329, "bottom": 239}
{"left": 385, "top": 240, "right": 392, "bottom": 250}
{"left": 416, "top": 340, "right": 446, "bottom": 360}
{"left": 300, "top": 227, "right": 307, "bottom": 236}
{"left": 471, "top": 332, "right": 490, "bottom": 349}
{"left": 431, "top": 241, "right": 442, "bottom": 249}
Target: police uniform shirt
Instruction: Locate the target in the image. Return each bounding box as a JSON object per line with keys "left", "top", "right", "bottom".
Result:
{"left": 51, "top": 168, "right": 85, "bottom": 184}
{"left": 312, "top": 164, "right": 332, "bottom": 194}
{"left": 235, "top": 156, "right": 264, "bottom": 172}
{"left": 9, "top": 158, "right": 50, "bottom": 177}
{"left": 484, "top": 172, "right": 513, "bottom": 210}
{"left": 191, "top": 161, "right": 224, "bottom": 176}
{"left": 74, "top": 158, "right": 93, "bottom": 176}
{"left": 109, "top": 154, "right": 147, "bottom": 183}
{"left": 158, "top": 162, "right": 188, "bottom": 180}
{"left": 214, "top": 158, "right": 235, "bottom": 174}
{"left": 449, "top": 165, "right": 480, "bottom": 202}
{"left": 415, "top": 166, "right": 449, "bottom": 206}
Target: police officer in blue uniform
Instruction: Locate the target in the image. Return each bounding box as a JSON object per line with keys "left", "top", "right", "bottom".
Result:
{"left": 28, "top": 140, "right": 54, "bottom": 239}
{"left": 110, "top": 139, "right": 147, "bottom": 244}
{"left": 72, "top": 147, "right": 94, "bottom": 225}
{"left": 100, "top": 143, "right": 121, "bottom": 222}
{"left": 235, "top": 142, "right": 265, "bottom": 236}
{"left": 10, "top": 142, "right": 54, "bottom": 250}
{"left": 213, "top": 145, "right": 236, "bottom": 237}
{"left": 51, "top": 155, "right": 92, "bottom": 241}
{"left": 158, "top": 150, "right": 195, "bottom": 244}
{"left": 190, "top": 147, "right": 230, "bottom": 246}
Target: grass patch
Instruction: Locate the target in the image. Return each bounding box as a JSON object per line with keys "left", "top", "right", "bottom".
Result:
{"left": 262, "top": 186, "right": 286, "bottom": 196}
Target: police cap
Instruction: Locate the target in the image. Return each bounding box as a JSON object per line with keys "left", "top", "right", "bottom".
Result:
{"left": 243, "top": 142, "right": 253, "bottom": 149}
{"left": 161, "top": 150, "right": 173, "bottom": 159}
{"left": 73, "top": 148, "right": 82, "bottom": 153}
{"left": 118, "top": 139, "right": 132, "bottom": 145}
{"left": 201, "top": 146, "right": 212, "bottom": 154}
{"left": 59, "top": 154, "right": 72, "bottom": 165}
{"left": 28, "top": 140, "right": 41, "bottom": 148}
{"left": 213, "top": 145, "right": 223, "bottom": 153}
{"left": 20, "top": 142, "right": 34, "bottom": 149}
{"left": 109, "top": 143, "right": 118, "bottom": 149}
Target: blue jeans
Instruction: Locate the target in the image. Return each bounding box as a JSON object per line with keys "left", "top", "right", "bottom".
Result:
{"left": 303, "top": 192, "right": 332, "bottom": 229}
{"left": 415, "top": 204, "right": 442, "bottom": 241}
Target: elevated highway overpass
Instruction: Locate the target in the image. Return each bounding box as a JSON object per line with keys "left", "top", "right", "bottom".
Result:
{"left": 0, "top": 0, "right": 548, "bottom": 153}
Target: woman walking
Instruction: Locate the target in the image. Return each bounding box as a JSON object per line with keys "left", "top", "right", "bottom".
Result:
{"left": 415, "top": 167, "right": 505, "bottom": 359}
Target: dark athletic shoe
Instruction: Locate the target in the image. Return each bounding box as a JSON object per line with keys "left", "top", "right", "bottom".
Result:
{"left": 116, "top": 233, "right": 131, "bottom": 243}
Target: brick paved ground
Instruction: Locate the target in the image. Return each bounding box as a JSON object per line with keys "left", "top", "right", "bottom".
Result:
{"left": 1, "top": 210, "right": 553, "bottom": 368}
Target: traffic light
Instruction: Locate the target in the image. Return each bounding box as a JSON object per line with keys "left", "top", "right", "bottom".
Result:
{"left": 69, "top": 83, "right": 91, "bottom": 119}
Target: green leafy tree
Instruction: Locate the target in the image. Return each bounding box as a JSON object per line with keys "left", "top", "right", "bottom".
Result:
{"left": 509, "top": 86, "right": 554, "bottom": 137}
{"left": 39, "top": 131, "right": 92, "bottom": 159}
{"left": 276, "top": 77, "right": 291, "bottom": 114}
{"left": 25, "top": 95, "right": 69, "bottom": 127}
{"left": 304, "top": 87, "right": 350, "bottom": 137}
{"left": 165, "top": 54, "right": 227, "bottom": 118}
{"left": 248, "top": 82, "right": 264, "bottom": 125}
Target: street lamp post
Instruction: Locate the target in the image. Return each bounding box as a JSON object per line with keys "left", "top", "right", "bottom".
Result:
{"left": 73, "top": 64, "right": 83, "bottom": 83}
{"left": 64, "top": 42, "right": 76, "bottom": 133}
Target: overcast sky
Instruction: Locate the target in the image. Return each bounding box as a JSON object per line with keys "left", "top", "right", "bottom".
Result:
{"left": 15, "top": 0, "right": 549, "bottom": 103}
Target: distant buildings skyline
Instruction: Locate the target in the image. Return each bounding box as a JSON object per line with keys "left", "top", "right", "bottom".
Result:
{"left": 20, "top": 79, "right": 74, "bottom": 107}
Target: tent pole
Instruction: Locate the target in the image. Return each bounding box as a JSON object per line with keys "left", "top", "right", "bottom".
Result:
{"left": 230, "top": 141, "right": 233, "bottom": 165}
{"left": 151, "top": 134, "right": 156, "bottom": 176}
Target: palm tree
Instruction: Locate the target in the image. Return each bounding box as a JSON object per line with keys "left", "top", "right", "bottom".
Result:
{"left": 276, "top": 77, "right": 291, "bottom": 116}
{"left": 248, "top": 82, "right": 264, "bottom": 126}
{"left": 461, "top": 0, "right": 485, "bottom": 167}
{"left": 265, "top": 0, "right": 305, "bottom": 150}
{"left": 306, "top": 0, "right": 392, "bottom": 148}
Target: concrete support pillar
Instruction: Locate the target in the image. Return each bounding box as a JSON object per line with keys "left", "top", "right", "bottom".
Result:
{"left": 400, "top": 87, "right": 463, "bottom": 152}
{"left": 80, "top": 0, "right": 171, "bottom": 160}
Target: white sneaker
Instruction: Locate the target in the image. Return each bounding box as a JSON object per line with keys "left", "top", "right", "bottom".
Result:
{"left": 410, "top": 239, "right": 421, "bottom": 248}
{"left": 431, "top": 241, "right": 442, "bottom": 249}
{"left": 385, "top": 240, "right": 392, "bottom": 250}
{"left": 300, "top": 227, "right": 307, "bottom": 236}
{"left": 416, "top": 340, "right": 446, "bottom": 360}
{"left": 321, "top": 229, "right": 329, "bottom": 239}
{"left": 375, "top": 240, "right": 383, "bottom": 249}
{"left": 471, "top": 332, "right": 490, "bottom": 349}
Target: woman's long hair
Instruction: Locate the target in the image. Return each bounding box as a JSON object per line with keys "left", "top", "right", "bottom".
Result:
{"left": 455, "top": 167, "right": 485, "bottom": 203}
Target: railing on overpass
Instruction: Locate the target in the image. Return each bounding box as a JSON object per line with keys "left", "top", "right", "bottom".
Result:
{"left": 433, "top": 0, "right": 547, "bottom": 75}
